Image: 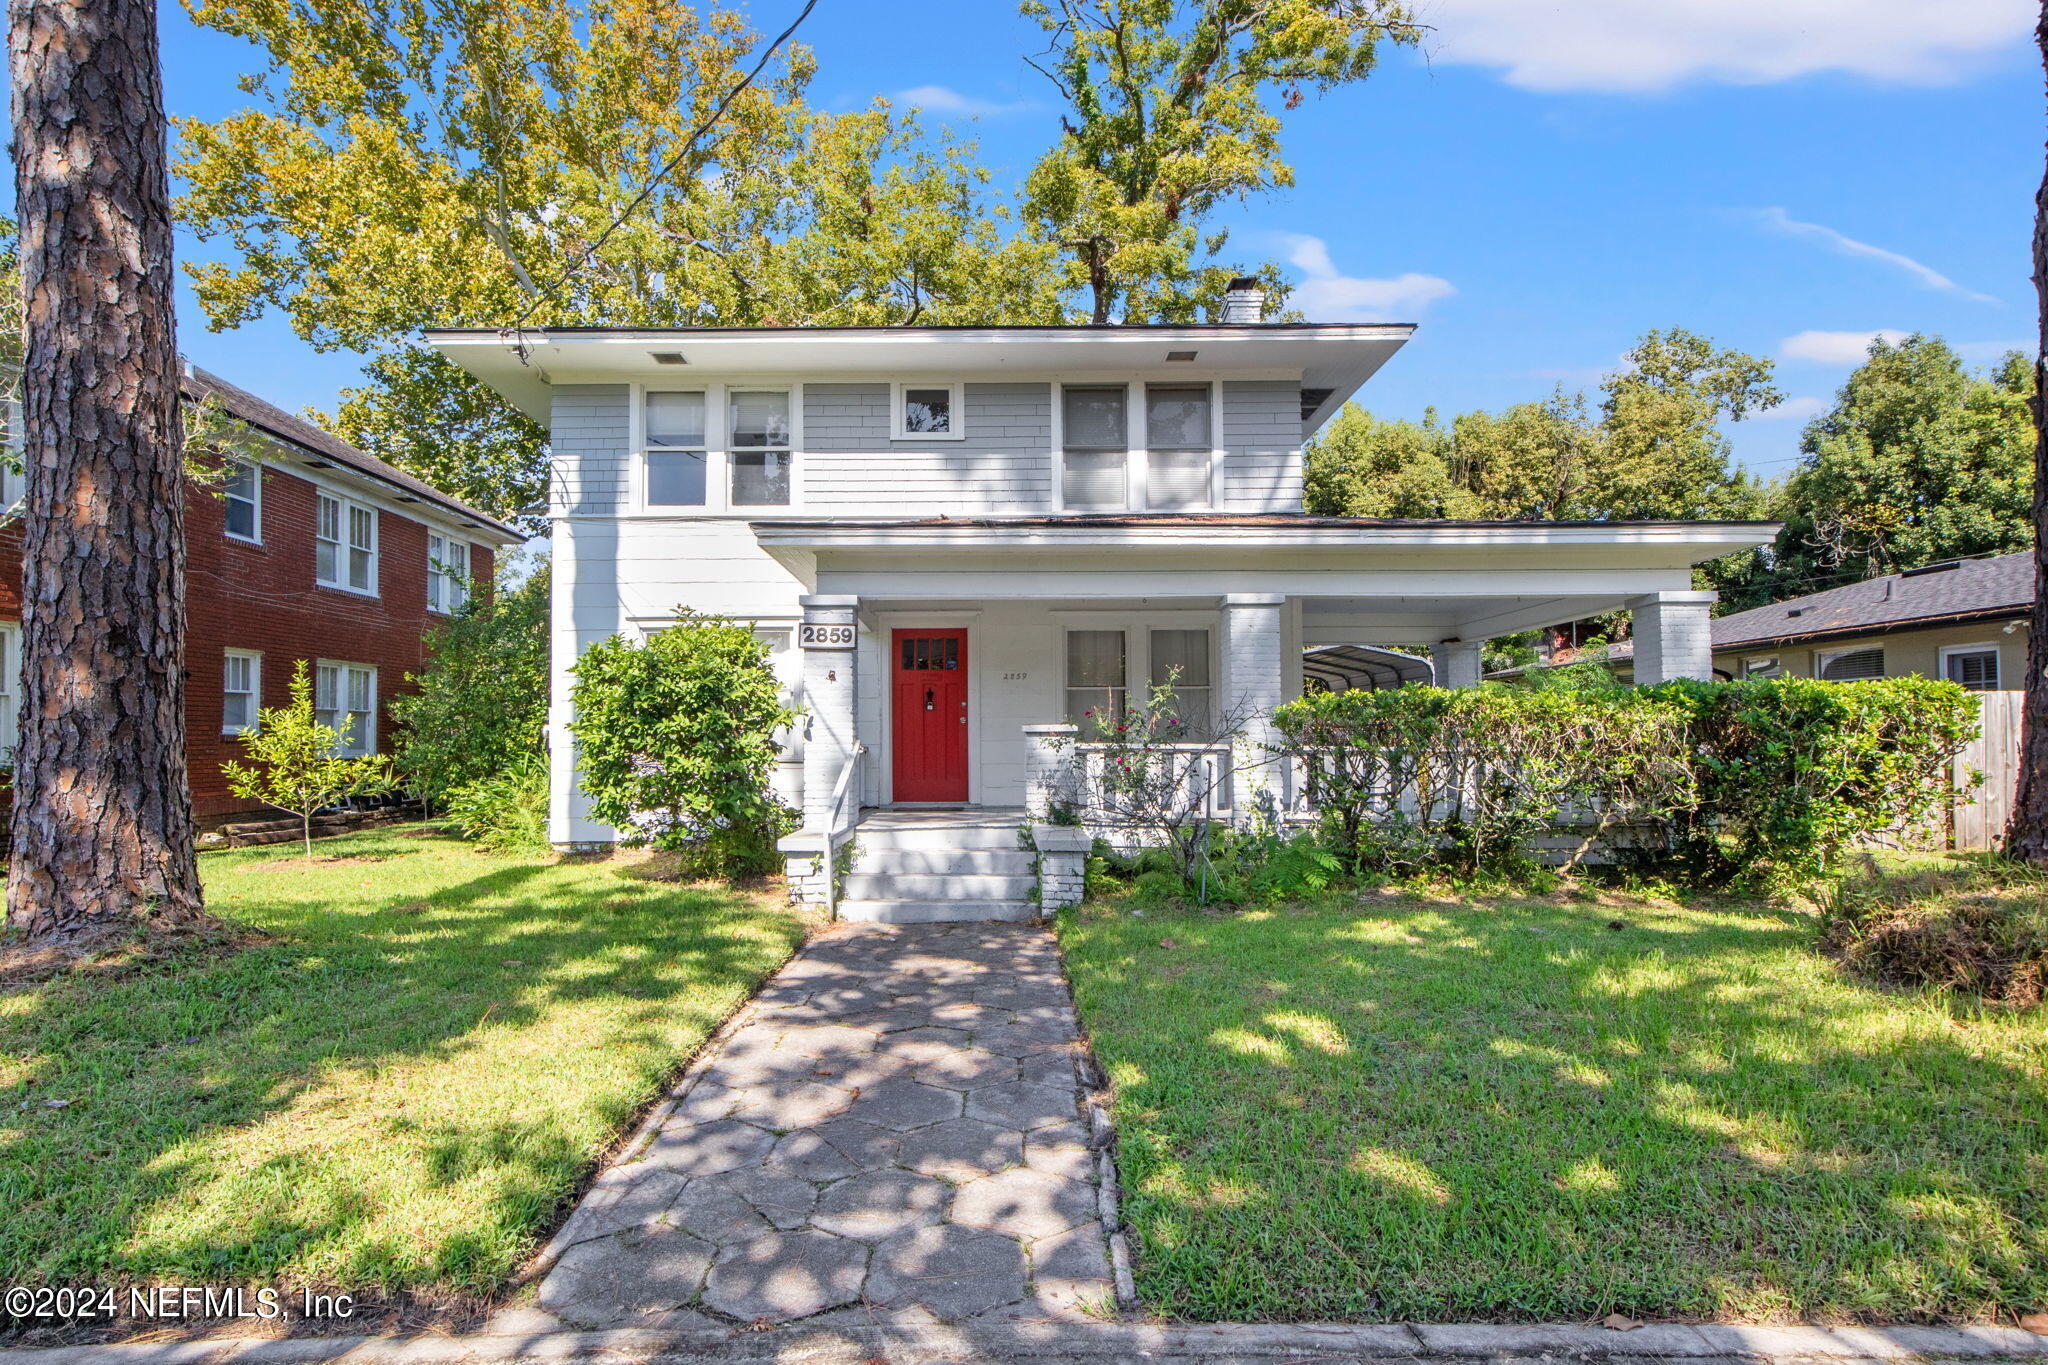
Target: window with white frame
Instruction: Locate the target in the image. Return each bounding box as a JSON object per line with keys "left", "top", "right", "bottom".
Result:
{"left": 222, "top": 650, "right": 261, "bottom": 735}
{"left": 0, "top": 397, "right": 21, "bottom": 510}
{"left": 644, "top": 390, "right": 708, "bottom": 507}
{"left": 1145, "top": 386, "right": 1212, "bottom": 510}
{"left": 1062, "top": 386, "right": 1128, "bottom": 510}
{"left": 1065, "top": 630, "right": 1127, "bottom": 735}
{"left": 426, "top": 533, "right": 471, "bottom": 613}
{"left": 223, "top": 460, "right": 260, "bottom": 541}
{"left": 1817, "top": 646, "right": 1885, "bottom": 681}
{"left": 894, "top": 383, "right": 962, "bottom": 440}
{"left": 1149, "top": 628, "right": 1212, "bottom": 738}
{"left": 315, "top": 661, "right": 377, "bottom": 756}
{"left": 0, "top": 623, "right": 17, "bottom": 758}
{"left": 728, "top": 390, "right": 793, "bottom": 506}
{"left": 1942, "top": 645, "right": 2000, "bottom": 691}
{"left": 316, "top": 491, "right": 377, "bottom": 593}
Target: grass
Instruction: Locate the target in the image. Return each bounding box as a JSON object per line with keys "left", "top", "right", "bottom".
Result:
{"left": 1060, "top": 880, "right": 2048, "bottom": 1324}
{"left": 0, "top": 827, "right": 806, "bottom": 1298}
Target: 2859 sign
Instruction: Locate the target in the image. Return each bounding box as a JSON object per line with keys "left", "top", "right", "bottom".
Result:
{"left": 799, "top": 623, "right": 856, "bottom": 650}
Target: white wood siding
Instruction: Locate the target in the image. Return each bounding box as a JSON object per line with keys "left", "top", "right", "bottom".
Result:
{"left": 803, "top": 382, "right": 1053, "bottom": 513}
{"left": 1220, "top": 380, "right": 1303, "bottom": 511}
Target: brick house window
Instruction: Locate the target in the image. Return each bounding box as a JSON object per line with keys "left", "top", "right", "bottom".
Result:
{"left": 223, "top": 460, "right": 261, "bottom": 541}
{"left": 0, "top": 623, "right": 17, "bottom": 757}
{"left": 316, "top": 661, "right": 376, "bottom": 756}
{"left": 427, "top": 533, "right": 470, "bottom": 613}
{"left": 316, "top": 492, "right": 378, "bottom": 594}
{"left": 222, "top": 650, "right": 262, "bottom": 734}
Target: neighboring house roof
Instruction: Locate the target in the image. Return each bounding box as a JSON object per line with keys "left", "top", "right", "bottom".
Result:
{"left": 1303, "top": 644, "right": 1434, "bottom": 690}
{"left": 183, "top": 364, "right": 523, "bottom": 542}
{"left": 1531, "top": 551, "right": 2033, "bottom": 673}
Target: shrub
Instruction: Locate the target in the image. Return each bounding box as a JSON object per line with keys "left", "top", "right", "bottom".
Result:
{"left": 569, "top": 610, "right": 796, "bottom": 877}
{"left": 391, "top": 564, "right": 549, "bottom": 804}
{"left": 1650, "top": 675, "right": 1979, "bottom": 885}
{"left": 445, "top": 756, "right": 550, "bottom": 856}
{"left": 1823, "top": 855, "right": 2048, "bottom": 1007}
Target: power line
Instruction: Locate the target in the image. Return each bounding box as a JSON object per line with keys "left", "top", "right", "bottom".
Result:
{"left": 504, "top": 0, "right": 822, "bottom": 346}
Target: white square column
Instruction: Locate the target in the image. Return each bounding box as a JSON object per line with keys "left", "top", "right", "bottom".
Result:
{"left": 1222, "top": 593, "right": 1287, "bottom": 815}
{"left": 1628, "top": 590, "right": 1718, "bottom": 683}
{"left": 1435, "top": 640, "right": 1484, "bottom": 688}
{"left": 799, "top": 595, "right": 861, "bottom": 831}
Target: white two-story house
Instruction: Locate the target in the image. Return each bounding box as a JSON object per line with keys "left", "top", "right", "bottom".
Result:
{"left": 431, "top": 282, "right": 1775, "bottom": 920}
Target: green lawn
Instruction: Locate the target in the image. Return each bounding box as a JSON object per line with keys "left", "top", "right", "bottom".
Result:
{"left": 0, "top": 828, "right": 805, "bottom": 1297}
{"left": 1061, "top": 886, "right": 2048, "bottom": 1324}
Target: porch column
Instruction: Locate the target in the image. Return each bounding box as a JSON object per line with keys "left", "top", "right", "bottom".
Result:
{"left": 1435, "top": 640, "right": 1484, "bottom": 688}
{"left": 1628, "top": 590, "right": 1717, "bottom": 683}
{"left": 1222, "top": 594, "right": 1286, "bottom": 816}
{"left": 799, "top": 594, "right": 860, "bottom": 831}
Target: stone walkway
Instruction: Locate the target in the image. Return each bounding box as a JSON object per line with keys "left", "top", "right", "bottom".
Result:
{"left": 520, "top": 923, "right": 1119, "bottom": 1331}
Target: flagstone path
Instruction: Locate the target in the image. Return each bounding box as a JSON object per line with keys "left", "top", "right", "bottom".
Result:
{"left": 519, "top": 922, "right": 1120, "bottom": 1332}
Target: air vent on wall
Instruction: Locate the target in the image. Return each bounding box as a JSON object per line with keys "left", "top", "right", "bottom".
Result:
{"left": 1166, "top": 350, "right": 1198, "bottom": 362}
{"left": 650, "top": 351, "right": 688, "bottom": 365}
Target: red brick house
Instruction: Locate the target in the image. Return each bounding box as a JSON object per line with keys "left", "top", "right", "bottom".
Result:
{"left": 0, "top": 365, "right": 525, "bottom": 822}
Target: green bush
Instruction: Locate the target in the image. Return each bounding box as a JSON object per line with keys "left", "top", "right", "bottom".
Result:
{"left": 569, "top": 610, "right": 796, "bottom": 877}
{"left": 391, "top": 565, "right": 549, "bottom": 804}
{"left": 445, "top": 756, "right": 550, "bottom": 855}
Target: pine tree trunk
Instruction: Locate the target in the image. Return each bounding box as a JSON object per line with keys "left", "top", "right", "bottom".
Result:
{"left": 2009, "top": 2, "right": 2048, "bottom": 862}
{"left": 4, "top": 0, "right": 203, "bottom": 936}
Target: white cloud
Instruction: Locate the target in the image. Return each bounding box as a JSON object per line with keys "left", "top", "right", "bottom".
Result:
{"left": 1417, "top": 0, "right": 2030, "bottom": 93}
{"left": 888, "top": 85, "right": 1038, "bottom": 116}
{"left": 1779, "top": 329, "right": 1909, "bottom": 364}
{"left": 1754, "top": 208, "right": 2001, "bottom": 303}
{"left": 1750, "top": 395, "right": 1832, "bottom": 423}
{"left": 1276, "top": 234, "right": 1455, "bottom": 323}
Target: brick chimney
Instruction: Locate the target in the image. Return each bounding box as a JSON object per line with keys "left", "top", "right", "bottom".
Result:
{"left": 1221, "top": 276, "right": 1265, "bottom": 324}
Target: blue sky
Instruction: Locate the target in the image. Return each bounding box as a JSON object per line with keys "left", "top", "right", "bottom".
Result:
{"left": 133, "top": 0, "right": 2042, "bottom": 476}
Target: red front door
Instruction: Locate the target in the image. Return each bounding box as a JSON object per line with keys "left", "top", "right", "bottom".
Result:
{"left": 892, "top": 629, "right": 969, "bottom": 803}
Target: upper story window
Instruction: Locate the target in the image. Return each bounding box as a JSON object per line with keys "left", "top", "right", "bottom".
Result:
{"left": 1062, "top": 386, "right": 1128, "bottom": 511}
{"left": 0, "top": 397, "right": 21, "bottom": 511}
{"left": 645, "top": 390, "right": 707, "bottom": 507}
{"left": 222, "top": 650, "right": 261, "bottom": 735}
{"left": 729, "top": 390, "right": 792, "bottom": 506}
{"left": 315, "top": 661, "right": 377, "bottom": 756}
{"left": 0, "top": 622, "right": 17, "bottom": 759}
{"left": 223, "top": 460, "right": 261, "bottom": 541}
{"left": 894, "top": 382, "right": 962, "bottom": 440}
{"left": 1146, "top": 386, "right": 1213, "bottom": 510}
{"left": 316, "top": 491, "right": 378, "bottom": 595}
{"left": 1942, "top": 645, "right": 1999, "bottom": 691}
{"left": 427, "top": 533, "right": 470, "bottom": 614}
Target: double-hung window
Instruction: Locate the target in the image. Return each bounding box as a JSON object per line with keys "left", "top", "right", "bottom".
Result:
{"left": 0, "top": 397, "right": 23, "bottom": 510}
{"left": 1065, "top": 630, "right": 1127, "bottom": 735}
{"left": 645, "top": 391, "right": 708, "bottom": 507}
{"left": 1145, "top": 386, "right": 1212, "bottom": 510}
{"left": 1062, "top": 386, "right": 1129, "bottom": 511}
{"left": 222, "top": 650, "right": 261, "bottom": 735}
{"left": 0, "top": 623, "right": 17, "bottom": 758}
{"left": 223, "top": 460, "right": 261, "bottom": 541}
{"left": 427, "top": 533, "right": 470, "bottom": 613}
{"left": 729, "top": 390, "right": 793, "bottom": 506}
{"left": 315, "top": 661, "right": 376, "bottom": 756}
{"left": 1149, "top": 629, "right": 1212, "bottom": 739}
{"left": 317, "top": 492, "right": 377, "bottom": 594}
{"left": 1942, "top": 645, "right": 2000, "bottom": 691}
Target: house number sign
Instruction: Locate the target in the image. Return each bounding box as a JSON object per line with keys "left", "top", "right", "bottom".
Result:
{"left": 799, "top": 623, "right": 857, "bottom": 650}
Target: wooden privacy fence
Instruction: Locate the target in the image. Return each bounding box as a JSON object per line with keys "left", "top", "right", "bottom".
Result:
{"left": 1948, "top": 690, "right": 2022, "bottom": 852}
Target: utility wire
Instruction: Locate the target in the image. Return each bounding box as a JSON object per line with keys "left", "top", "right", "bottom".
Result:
{"left": 503, "top": 0, "right": 821, "bottom": 350}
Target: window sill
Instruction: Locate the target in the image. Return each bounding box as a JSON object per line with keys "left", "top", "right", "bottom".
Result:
{"left": 224, "top": 532, "right": 263, "bottom": 546}
{"left": 891, "top": 431, "right": 966, "bottom": 442}
{"left": 315, "top": 579, "right": 381, "bottom": 600}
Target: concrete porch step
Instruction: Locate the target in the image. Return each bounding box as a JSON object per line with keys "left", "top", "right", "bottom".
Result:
{"left": 850, "top": 824, "right": 1023, "bottom": 852}
{"left": 840, "top": 872, "right": 1035, "bottom": 901}
{"left": 835, "top": 898, "right": 1039, "bottom": 924}
{"left": 848, "top": 847, "right": 1036, "bottom": 876}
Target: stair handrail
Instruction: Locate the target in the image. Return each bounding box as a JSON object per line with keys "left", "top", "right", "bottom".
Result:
{"left": 821, "top": 742, "right": 865, "bottom": 923}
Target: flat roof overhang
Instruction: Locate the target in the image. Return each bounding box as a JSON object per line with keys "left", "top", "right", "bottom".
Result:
{"left": 425, "top": 323, "right": 1415, "bottom": 431}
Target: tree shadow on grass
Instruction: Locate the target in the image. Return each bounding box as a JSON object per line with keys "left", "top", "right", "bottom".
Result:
{"left": 0, "top": 830, "right": 806, "bottom": 1299}
{"left": 1064, "top": 891, "right": 2048, "bottom": 1324}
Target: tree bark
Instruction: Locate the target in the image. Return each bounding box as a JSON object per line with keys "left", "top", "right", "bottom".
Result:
{"left": 5, "top": 0, "right": 203, "bottom": 935}
{"left": 2008, "top": 0, "right": 2048, "bottom": 862}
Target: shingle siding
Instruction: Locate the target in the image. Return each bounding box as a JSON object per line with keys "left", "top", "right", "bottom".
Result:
{"left": 804, "top": 382, "right": 1053, "bottom": 513}
{"left": 551, "top": 384, "right": 632, "bottom": 515}
{"left": 1220, "top": 380, "right": 1303, "bottom": 512}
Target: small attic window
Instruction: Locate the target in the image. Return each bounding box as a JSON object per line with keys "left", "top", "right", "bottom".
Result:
{"left": 894, "top": 382, "right": 963, "bottom": 440}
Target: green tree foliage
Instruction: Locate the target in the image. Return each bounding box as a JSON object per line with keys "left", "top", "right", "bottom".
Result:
{"left": 222, "top": 661, "right": 394, "bottom": 858}
{"left": 1764, "top": 335, "right": 2035, "bottom": 595}
{"left": 175, "top": 0, "right": 1069, "bottom": 513}
{"left": 568, "top": 610, "right": 795, "bottom": 875}
{"left": 1021, "top": 0, "right": 1419, "bottom": 323}
{"left": 389, "top": 565, "right": 550, "bottom": 804}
